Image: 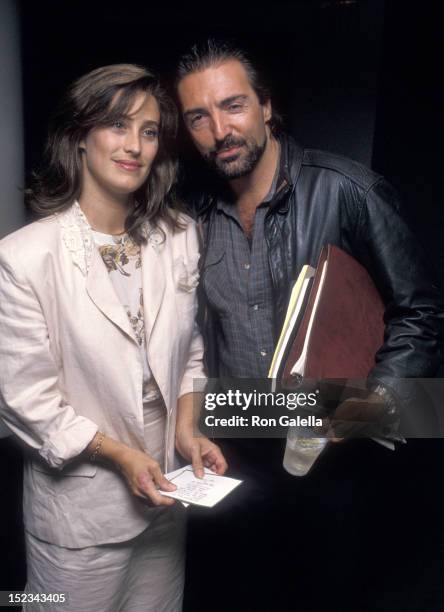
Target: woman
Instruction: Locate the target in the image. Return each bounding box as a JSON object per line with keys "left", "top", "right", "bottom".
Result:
{"left": 0, "top": 64, "right": 226, "bottom": 611}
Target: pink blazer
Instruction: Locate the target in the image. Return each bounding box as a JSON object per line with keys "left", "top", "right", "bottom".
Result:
{"left": 0, "top": 203, "right": 205, "bottom": 547}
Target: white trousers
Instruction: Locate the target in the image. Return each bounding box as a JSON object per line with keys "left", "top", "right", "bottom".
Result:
{"left": 23, "top": 505, "right": 186, "bottom": 612}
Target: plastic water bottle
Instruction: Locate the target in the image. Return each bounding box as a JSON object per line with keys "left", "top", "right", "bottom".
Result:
{"left": 283, "top": 426, "right": 328, "bottom": 476}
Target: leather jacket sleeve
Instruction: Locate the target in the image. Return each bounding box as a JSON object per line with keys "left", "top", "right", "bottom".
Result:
{"left": 350, "top": 177, "right": 444, "bottom": 385}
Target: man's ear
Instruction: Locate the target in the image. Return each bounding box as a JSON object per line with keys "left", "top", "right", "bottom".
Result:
{"left": 262, "top": 99, "right": 272, "bottom": 124}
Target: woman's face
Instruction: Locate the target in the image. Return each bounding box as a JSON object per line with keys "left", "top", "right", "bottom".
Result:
{"left": 80, "top": 91, "right": 160, "bottom": 202}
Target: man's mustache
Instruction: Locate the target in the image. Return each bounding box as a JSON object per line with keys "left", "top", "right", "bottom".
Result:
{"left": 208, "top": 136, "right": 247, "bottom": 159}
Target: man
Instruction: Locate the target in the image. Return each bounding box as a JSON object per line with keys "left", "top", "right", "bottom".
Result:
{"left": 176, "top": 40, "right": 443, "bottom": 611}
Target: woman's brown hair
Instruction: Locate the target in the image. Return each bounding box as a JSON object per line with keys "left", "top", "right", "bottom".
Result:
{"left": 26, "top": 64, "right": 183, "bottom": 243}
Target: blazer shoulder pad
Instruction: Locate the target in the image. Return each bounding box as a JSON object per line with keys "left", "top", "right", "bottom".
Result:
{"left": 0, "top": 216, "right": 59, "bottom": 266}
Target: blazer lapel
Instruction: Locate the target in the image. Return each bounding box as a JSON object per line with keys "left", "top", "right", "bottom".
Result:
{"left": 86, "top": 247, "right": 137, "bottom": 343}
{"left": 141, "top": 229, "right": 166, "bottom": 346}
{"left": 57, "top": 202, "right": 150, "bottom": 345}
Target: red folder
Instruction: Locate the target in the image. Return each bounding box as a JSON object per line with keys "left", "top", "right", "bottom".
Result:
{"left": 281, "top": 245, "right": 385, "bottom": 388}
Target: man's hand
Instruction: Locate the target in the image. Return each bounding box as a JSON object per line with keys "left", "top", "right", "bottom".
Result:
{"left": 328, "top": 391, "right": 388, "bottom": 439}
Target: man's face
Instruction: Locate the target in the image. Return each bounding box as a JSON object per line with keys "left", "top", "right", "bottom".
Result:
{"left": 178, "top": 60, "right": 272, "bottom": 179}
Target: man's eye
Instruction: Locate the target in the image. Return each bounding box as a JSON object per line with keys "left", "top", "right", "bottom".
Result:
{"left": 112, "top": 120, "right": 125, "bottom": 129}
{"left": 228, "top": 103, "right": 242, "bottom": 111}
{"left": 190, "top": 114, "right": 204, "bottom": 128}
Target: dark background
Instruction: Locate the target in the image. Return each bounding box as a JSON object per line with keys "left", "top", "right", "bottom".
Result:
{"left": 17, "top": 0, "right": 444, "bottom": 282}
{"left": 1, "top": 0, "right": 443, "bottom": 609}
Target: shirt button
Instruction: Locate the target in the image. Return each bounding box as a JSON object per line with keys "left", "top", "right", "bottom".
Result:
{"left": 252, "top": 304, "right": 259, "bottom": 310}
{"left": 244, "top": 263, "right": 251, "bottom": 270}
{"left": 260, "top": 350, "right": 268, "bottom": 357}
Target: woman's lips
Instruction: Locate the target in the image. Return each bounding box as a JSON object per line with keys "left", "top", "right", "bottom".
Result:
{"left": 113, "top": 160, "right": 142, "bottom": 171}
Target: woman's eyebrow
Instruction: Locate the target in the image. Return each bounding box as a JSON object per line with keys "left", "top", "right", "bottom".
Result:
{"left": 122, "top": 115, "right": 159, "bottom": 128}
{"left": 139, "top": 119, "right": 159, "bottom": 127}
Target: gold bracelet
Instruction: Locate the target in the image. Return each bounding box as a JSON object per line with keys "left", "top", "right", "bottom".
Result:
{"left": 89, "top": 431, "right": 105, "bottom": 462}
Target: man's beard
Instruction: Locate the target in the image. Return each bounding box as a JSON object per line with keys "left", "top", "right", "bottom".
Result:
{"left": 204, "top": 134, "right": 267, "bottom": 179}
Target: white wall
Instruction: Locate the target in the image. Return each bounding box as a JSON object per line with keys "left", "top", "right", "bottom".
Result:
{"left": 0, "top": 0, "right": 25, "bottom": 437}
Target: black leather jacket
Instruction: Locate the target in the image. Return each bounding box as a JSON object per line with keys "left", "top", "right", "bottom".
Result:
{"left": 192, "top": 134, "right": 443, "bottom": 394}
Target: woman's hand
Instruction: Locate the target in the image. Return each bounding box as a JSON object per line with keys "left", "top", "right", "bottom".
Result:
{"left": 175, "top": 429, "right": 228, "bottom": 478}
{"left": 86, "top": 432, "right": 176, "bottom": 506}
{"left": 175, "top": 392, "right": 228, "bottom": 478}
{"left": 116, "top": 446, "right": 177, "bottom": 506}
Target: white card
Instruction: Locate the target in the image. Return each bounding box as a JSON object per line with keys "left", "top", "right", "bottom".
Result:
{"left": 162, "top": 466, "right": 242, "bottom": 507}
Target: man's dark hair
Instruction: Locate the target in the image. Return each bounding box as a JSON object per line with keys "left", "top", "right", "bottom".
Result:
{"left": 176, "top": 39, "right": 283, "bottom": 135}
